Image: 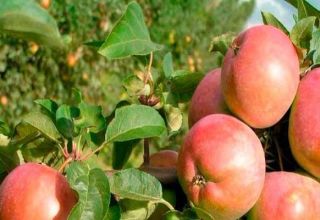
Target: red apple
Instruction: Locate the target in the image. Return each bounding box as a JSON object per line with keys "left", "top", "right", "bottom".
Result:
{"left": 289, "top": 68, "right": 320, "bottom": 178}
{"left": 222, "top": 25, "right": 299, "bottom": 128}
{"left": 188, "top": 68, "right": 230, "bottom": 127}
{"left": 177, "top": 114, "right": 265, "bottom": 220}
{"left": 149, "top": 150, "right": 178, "bottom": 168}
{"left": 0, "top": 163, "right": 78, "bottom": 220}
{"left": 248, "top": 171, "right": 320, "bottom": 220}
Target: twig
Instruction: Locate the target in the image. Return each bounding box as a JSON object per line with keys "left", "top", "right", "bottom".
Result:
{"left": 58, "top": 157, "right": 72, "bottom": 173}
{"left": 274, "top": 138, "right": 284, "bottom": 171}
{"left": 143, "top": 138, "right": 150, "bottom": 166}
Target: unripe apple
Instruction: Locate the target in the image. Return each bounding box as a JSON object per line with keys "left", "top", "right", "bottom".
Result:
{"left": 289, "top": 68, "right": 320, "bottom": 178}
{"left": 222, "top": 25, "right": 299, "bottom": 128}
{"left": 149, "top": 150, "right": 178, "bottom": 168}
{"left": 248, "top": 171, "right": 320, "bottom": 220}
{"left": 188, "top": 68, "right": 229, "bottom": 127}
{"left": 178, "top": 114, "right": 265, "bottom": 220}
{"left": 0, "top": 163, "right": 78, "bottom": 220}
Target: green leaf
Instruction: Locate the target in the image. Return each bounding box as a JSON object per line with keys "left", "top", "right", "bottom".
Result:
{"left": 119, "top": 199, "right": 156, "bottom": 220}
{"left": 164, "top": 104, "right": 182, "bottom": 133}
{"left": 169, "top": 70, "right": 204, "bottom": 102}
{"left": 122, "top": 75, "right": 149, "bottom": 97}
{"left": 193, "top": 207, "right": 215, "bottom": 220}
{"left": 0, "top": 120, "right": 11, "bottom": 137}
{"left": 112, "top": 139, "right": 140, "bottom": 169}
{"left": 209, "top": 33, "right": 235, "bottom": 55}
{"left": 297, "top": 0, "right": 308, "bottom": 19}
{"left": 98, "top": 2, "right": 163, "bottom": 59}
{"left": 285, "top": 0, "right": 320, "bottom": 25}
{"left": 0, "top": 146, "right": 19, "bottom": 174}
{"left": 309, "top": 29, "right": 320, "bottom": 64}
{"left": 165, "top": 209, "right": 200, "bottom": 220}
{"left": 108, "top": 168, "right": 162, "bottom": 201}
{"left": 106, "top": 104, "right": 166, "bottom": 142}
{"left": 75, "top": 102, "right": 106, "bottom": 133}
{"left": 104, "top": 198, "right": 121, "bottom": 220}
{"left": 23, "top": 111, "right": 61, "bottom": 142}
{"left": 261, "top": 12, "right": 289, "bottom": 35}
{"left": 56, "top": 105, "right": 80, "bottom": 139}
{"left": 163, "top": 52, "right": 174, "bottom": 78}
{"left": 66, "top": 162, "right": 111, "bottom": 220}
{"left": 290, "top": 16, "right": 316, "bottom": 48}
{"left": 0, "top": 0, "right": 63, "bottom": 48}
{"left": 84, "top": 40, "right": 104, "bottom": 48}
{"left": 35, "top": 99, "right": 59, "bottom": 120}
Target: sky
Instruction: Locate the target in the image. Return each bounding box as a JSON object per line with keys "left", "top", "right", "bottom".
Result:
{"left": 245, "top": 0, "right": 320, "bottom": 29}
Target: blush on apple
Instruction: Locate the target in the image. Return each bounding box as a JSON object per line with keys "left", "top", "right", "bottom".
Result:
{"left": 188, "top": 68, "right": 229, "bottom": 127}
{"left": 289, "top": 68, "right": 320, "bottom": 178}
{"left": 0, "top": 163, "right": 78, "bottom": 220}
{"left": 222, "top": 25, "right": 299, "bottom": 129}
{"left": 177, "top": 114, "right": 265, "bottom": 220}
{"left": 248, "top": 171, "right": 320, "bottom": 220}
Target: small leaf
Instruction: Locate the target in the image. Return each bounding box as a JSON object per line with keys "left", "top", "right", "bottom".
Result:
{"left": 163, "top": 52, "right": 174, "bottom": 78}
{"left": 285, "top": 0, "right": 320, "bottom": 25}
{"left": 165, "top": 209, "right": 200, "bottom": 220}
{"left": 0, "top": 120, "right": 11, "bottom": 137}
{"left": 119, "top": 199, "right": 156, "bottom": 220}
{"left": 290, "top": 16, "right": 316, "bottom": 48}
{"left": 98, "top": 2, "right": 163, "bottom": 59}
{"left": 209, "top": 33, "right": 235, "bottom": 55}
{"left": 297, "top": 0, "right": 308, "bottom": 19}
{"left": 193, "top": 207, "right": 215, "bottom": 220}
{"left": 104, "top": 198, "right": 121, "bottom": 220}
{"left": 309, "top": 29, "right": 320, "bottom": 64}
{"left": 75, "top": 102, "right": 106, "bottom": 133}
{"left": 261, "top": 12, "right": 289, "bottom": 35}
{"left": 106, "top": 104, "right": 166, "bottom": 142}
{"left": 84, "top": 40, "right": 104, "bottom": 48}
{"left": 66, "top": 162, "right": 111, "bottom": 220}
{"left": 122, "top": 75, "right": 147, "bottom": 97}
{"left": 35, "top": 99, "right": 59, "bottom": 119}
{"left": 164, "top": 104, "right": 182, "bottom": 132}
{"left": 108, "top": 168, "right": 162, "bottom": 201}
{"left": 56, "top": 105, "right": 80, "bottom": 139}
{"left": 0, "top": 147, "right": 19, "bottom": 174}
{"left": 23, "top": 111, "right": 61, "bottom": 142}
{"left": 112, "top": 139, "right": 141, "bottom": 169}
{"left": 0, "top": 0, "right": 63, "bottom": 48}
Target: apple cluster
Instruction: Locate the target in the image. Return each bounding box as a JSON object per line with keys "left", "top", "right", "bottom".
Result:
{"left": 179, "top": 25, "right": 320, "bottom": 219}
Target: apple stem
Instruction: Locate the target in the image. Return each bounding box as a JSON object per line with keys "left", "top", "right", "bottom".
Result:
{"left": 143, "top": 138, "right": 150, "bottom": 166}
{"left": 158, "top": 198, "right": 175, "bottom": 211}
{"left": 58, "top": 157, "right": 73, "bottom": 173}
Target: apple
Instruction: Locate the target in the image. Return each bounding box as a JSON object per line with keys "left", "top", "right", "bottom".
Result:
{"left": 177, "top": 114, "right": 265, "bottom": 220}
{"left": 248, "top": 171, "right": 320, "bottom": 220}
{"left": 289, "top": 67, "right": 320, "bottom": 178}
{"left": 149, "top": 150, "right": 178, "bottom": 168}
{"left": 188, "top": 68, "right": 230, "bottom": 127}
{"left": 0, "top": 163, "right": 78, "bottom": 220}
{"left": 221, "top": 25, "right": 299, "bottom": 128}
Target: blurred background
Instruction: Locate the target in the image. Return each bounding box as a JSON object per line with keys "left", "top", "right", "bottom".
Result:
{"left": 0, "top": 0, "right": 299, "bottom": 128}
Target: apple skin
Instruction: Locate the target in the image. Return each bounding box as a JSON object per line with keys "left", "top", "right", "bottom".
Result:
{"left": 221, "top": 25, "right": 299, "bottom": 129}
{"left": 188, "top": 68, "right": 230, "bottom": 127}
{"left": 0, "top": 163, "right": 78, "bottom": 220}
{"left": 149, "top": 150, "right": 178, "bottom": 168}
{"left": 289, "top": 68, "right": 320, "bottom": 178}
{"left": 177, "top": 114, "right": 265, "bottom": 220}
{"left": 248, "top": 171, "right": 320, "bottom": 220}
